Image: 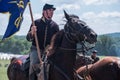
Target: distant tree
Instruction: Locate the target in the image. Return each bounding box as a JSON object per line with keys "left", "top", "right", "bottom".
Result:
{"left": 95, "top": 35, "right": 115, "bottom": 56}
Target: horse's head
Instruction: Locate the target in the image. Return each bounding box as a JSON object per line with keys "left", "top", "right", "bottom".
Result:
{"left": 64, "top": 10, "right": 97, "bottom": 44}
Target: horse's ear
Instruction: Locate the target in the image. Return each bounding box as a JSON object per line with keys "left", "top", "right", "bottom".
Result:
{"left": 64, "top": 10, "right": 70, "bottom": 20}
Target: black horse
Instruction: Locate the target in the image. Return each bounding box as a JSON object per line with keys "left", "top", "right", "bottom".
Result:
{"left": 7, "top": 10, "right": 97, "bottom": 80}
{"left": 76, "top": 56, "right": 120, "bottom": 80}
{"left": 47, "top": 10, "right": 97, "bottom": 80}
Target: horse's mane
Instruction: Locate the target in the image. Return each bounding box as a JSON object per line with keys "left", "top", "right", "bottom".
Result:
{"left": 50, "top": 30, "right": 64, "bottom": 48}
{"left": 46, "top": 30, "right": 64, "bottom": 56}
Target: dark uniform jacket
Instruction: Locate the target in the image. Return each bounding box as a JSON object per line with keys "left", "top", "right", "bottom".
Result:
{"left": 26, "top": 18, "right": 59, "bottom": 50}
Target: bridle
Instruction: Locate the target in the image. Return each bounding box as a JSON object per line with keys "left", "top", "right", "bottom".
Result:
{"left": 59, "top": 17, "right": 93, "bottom": 52}
{"left": 64, "top": 19, "right": 87, "bottom": 44}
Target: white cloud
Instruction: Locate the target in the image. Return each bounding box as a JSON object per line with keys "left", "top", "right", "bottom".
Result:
{"left": 33, "top": 14, "right": 41, "bottom": 20}
{"left": 57, "top": 4, "right": 80, "bottom": 11}
{"left": 82, "top": 12, "right": 97, "bottom": 19}
{"left": 53, "top": 13, "right": 65, "bottom": 29}
{"left": 82, "top": 11, "right": 120, "bottom": 19}
{"left": 40, "top": 0, "right": 77, "bottom": 4}
{"left": 98, "top": 11, "right": 120, "bottom": 18}
{"left": 81, "top": 11, "right": 120, "bottom": 34}
{"left": 40, "top": 0, "right": 51, "bottom": 3}
{"left": 83, "top": 0, "right": 118, "bottom": 5}
{"left": 83, "top": 0, "right": 98, "bottom": 5}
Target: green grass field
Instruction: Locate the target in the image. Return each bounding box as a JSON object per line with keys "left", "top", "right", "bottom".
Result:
{"left": 0, "top": 60, "right": 10, "bottom": 80}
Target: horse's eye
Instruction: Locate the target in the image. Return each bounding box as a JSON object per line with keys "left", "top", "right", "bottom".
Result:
{"left": 71, "top": 19, "right": 75, "bottom": 22}
{"left": 73, "top": 19, "right": 79, "bottom": 23}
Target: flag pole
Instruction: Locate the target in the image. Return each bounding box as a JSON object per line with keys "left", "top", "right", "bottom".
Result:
{"left": 28, "top": 2, "right": 43, "bottom": 64}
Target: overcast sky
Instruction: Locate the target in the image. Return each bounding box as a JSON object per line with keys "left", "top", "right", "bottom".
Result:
{"left": 0, "top": 0, "right": 120, "bottom": 36}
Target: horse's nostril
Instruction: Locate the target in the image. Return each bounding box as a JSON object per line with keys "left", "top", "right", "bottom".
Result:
{"left": 90, "top": 33, "right": 96, "bottom": 38}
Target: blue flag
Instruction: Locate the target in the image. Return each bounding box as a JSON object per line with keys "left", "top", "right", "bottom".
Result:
{"left": 0, "top": 0, "right": 29, "bottom": 40}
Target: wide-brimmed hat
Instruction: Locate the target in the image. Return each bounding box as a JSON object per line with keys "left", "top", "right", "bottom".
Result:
{"left": 43, "top": 3, "right": 56, "bottom": 10}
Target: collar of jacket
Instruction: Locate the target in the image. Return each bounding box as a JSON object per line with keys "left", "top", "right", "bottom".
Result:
{"left": 41, "top": 17, "right": 52, "bottom": 24}
{"left": 41, "top": 17, "right": 46, "bottom": 23}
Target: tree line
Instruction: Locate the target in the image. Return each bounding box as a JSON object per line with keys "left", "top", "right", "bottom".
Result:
{"left": 95, "top": 34, "right": 120, "bottom": 56}
{"left": 0, "top": 36, "right": 31, "bottom": 55}
{"left": 0, "top": 33, "right": 120, "bottom": 56}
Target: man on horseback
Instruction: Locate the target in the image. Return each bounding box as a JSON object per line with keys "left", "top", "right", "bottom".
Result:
{"left": 91, "top": 50, "right": 100, "bottom": 63}
{"left": 26, "top": 3, "right": 59, "bottom": 80}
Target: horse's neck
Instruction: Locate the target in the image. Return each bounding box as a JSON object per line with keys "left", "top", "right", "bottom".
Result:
{"left": 50, "top": 30, "right": 77, "bottom": 51}
{"left": 61, "top": 31, "right": 77, "bottom": 49}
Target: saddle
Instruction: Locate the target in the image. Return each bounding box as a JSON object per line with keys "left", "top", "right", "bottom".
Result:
{"left": 13, "top": 56, "right": 30, "bottom": 77}
{"left": 10, "top": 56, "right": 30, "bottom": 77}
{"left": 22, "top": 55, "right": 50, "bottom": 79}
{"left": 21, "top": 56, "right": 30, "bottom": 72}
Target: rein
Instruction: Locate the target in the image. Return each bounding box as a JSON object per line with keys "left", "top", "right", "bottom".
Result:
{"left": 76, "top": 42, "right": 94, "bottom": 80}
{"left": 48, "top": 60, "right": 71, "bottom": 80}
{"left": 58, "top": 47, "right": 76, "bottom": 51}
{"left": 80, "top": 42, "right": 93, "bottom": 80}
